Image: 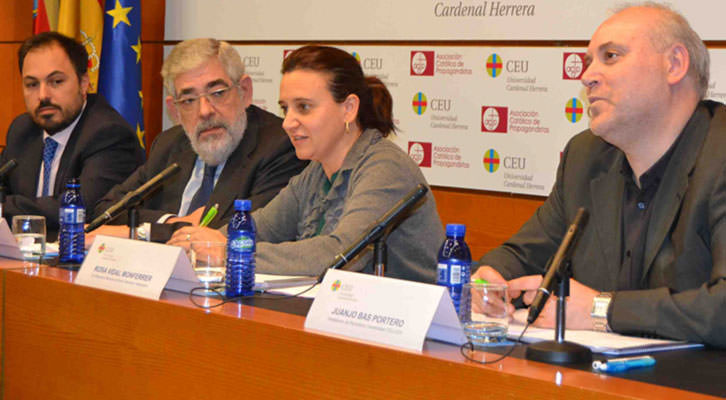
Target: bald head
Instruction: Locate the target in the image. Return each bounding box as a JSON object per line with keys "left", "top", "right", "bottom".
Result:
{"left": 609, "top": 3, "right": 709, "bottom": 97}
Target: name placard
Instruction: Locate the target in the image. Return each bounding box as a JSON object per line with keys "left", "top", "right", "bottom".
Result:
{"left": 0, "top": 219, "right": 23, "bottom": 260}
{"left": 75, "top": 235, "right": 190, "bottom": 300}
{"left": 305, "top": 269, "right": 466, "bottom": 351}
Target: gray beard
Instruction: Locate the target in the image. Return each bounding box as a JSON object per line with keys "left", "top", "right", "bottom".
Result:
{"left": 187, "top": 111, "right": 247, "bottom": 166}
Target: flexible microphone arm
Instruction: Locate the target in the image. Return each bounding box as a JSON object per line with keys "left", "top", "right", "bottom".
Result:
{"left": 0, "top": 159, "right": 18, "bottom": 177}
{"left": 317, "top": 183, "right": 429, "bottom": 282}
{"left": 85, "top": 163, "right": 181, "bottom": 233}
{"left": 527, "top": 207, "right": 589, "bottom": 324}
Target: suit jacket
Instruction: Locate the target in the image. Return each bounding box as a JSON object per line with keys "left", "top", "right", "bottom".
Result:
{"left": 1, "top": 94, "right": 145, "bottom": 238}
{"left": 94, "top": 105, "right": 307, "bottom": 234}
{"left": 479, "top": 101, "right": 726, "bottom": 348}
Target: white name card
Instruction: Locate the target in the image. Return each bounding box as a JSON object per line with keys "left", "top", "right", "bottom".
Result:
{"left": 75, "top": 235, "right": 190, "bottom": 300}
{"left": 305, "top": 269, "right": 466, "bottom": 352}
{"left": 0, "top": 219, "right": 24, "bottom": 260}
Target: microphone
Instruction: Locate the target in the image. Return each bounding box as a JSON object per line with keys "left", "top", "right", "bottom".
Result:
{"left": 0, "top": 159, "right": 18, "bottom": 177}
{"left": 324, "top": 183, "right": 428, "bottom": 274}
{"left": 85, "top": 163, "right": 181, "bottom": 233}
{"left": 527, "top": 207, "right": 589, "bottom": 324}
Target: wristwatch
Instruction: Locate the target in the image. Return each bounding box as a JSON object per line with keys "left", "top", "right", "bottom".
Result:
{"left": 591, "top": 292, "right": 613, "bottom": 332}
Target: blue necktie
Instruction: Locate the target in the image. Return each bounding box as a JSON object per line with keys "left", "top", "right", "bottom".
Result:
{"left": 187, "top": 164, "right": 217, "bottom": 215}
{"left": 42, "top": 137, "right": 58, "bottom": 197}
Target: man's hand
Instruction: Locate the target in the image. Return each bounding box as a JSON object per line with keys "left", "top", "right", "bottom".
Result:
{"left": 167, "top": 226, "right": 226, "bottom": 252}
{"left": 166, "top": 206, "right": 205, "bottom": 226}
{"left": 508, "top": 274, "right": 599, "bottom": 329}
{"left": 84, "top": 225, "right": 130, "bottom": 249}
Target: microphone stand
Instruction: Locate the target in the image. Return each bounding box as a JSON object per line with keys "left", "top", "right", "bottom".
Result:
{"left": 125, "top": 192, "right": 145, "bottom": 240}
{"left": 372, "top": 231, "right": 392, "bottom": 277}
{"left": 525, "top": 260, "right": 592, "bottom": 364}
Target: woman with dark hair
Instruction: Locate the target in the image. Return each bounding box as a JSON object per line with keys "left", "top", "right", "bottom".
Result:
{"left": 170, "top": 45, "right": 443, "bottom": 282}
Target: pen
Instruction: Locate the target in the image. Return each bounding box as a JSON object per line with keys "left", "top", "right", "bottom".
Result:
{"left": 199, "top": 203, "right": 218, "bottom": 227}
{"left": 473, "top": 279, "right": 489, "bottom": 284}
{"left": 592, "top": 355, "right": 655, "bottom": 372}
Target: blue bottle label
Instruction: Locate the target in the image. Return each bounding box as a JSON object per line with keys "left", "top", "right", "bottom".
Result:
{"left": 230, "top": 234, "right": 254, "bottom": 252}
{"left": 450, "top": 264, "right": 462, "bottom": 284}
{"left": 437, "top": 263, "right": 447, "bottom": 283}
{"left": 59, "top": 208, "right": 85, "bottom": 224}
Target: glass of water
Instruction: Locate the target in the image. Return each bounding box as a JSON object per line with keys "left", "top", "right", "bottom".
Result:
{"left": 190, "top": 241, "right": 226, "bottom": 295}
{"left": 12, "top": 215, "right": 46, "bottom": 261}
{"left": 460, "top": 282, "right": 509, "bottom": 346}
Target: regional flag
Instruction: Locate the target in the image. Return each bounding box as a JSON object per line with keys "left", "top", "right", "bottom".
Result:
{"left": 98, "top": 0, "right": 145, "bottom": 148}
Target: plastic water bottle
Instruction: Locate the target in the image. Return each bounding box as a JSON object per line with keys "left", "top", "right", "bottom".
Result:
{"left": 437, "top": 223, "right": 471, "bottom": 315}
{"left": 59, "top": 178, "right": 85, "bottom": 264}
{"left": 225, "top": 199, "right": 256, "bottom": 297}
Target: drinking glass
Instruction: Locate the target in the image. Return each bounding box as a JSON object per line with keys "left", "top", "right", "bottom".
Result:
{"left": 12, "top": 215, "right": 46, "bottom": 261}
{"left": 190, "top": 241, "right": 226, "bottom": 295}
{"left": 459, "top": 282, "right": 509, "bottom": 345}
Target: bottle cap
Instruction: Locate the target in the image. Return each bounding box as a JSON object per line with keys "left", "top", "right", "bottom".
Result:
{"left": 66, "top": 177, "right": 80, "bottom": 188}
{"left": 445, "top": 223, "right": 466, "bottom": 237}
{"left": 234, "top": 199, "right": 252, "bottom": 211}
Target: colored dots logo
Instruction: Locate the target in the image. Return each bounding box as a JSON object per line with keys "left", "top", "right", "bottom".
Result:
{"left": 486, "top": 53, "right": 503, "bottom": 78}
{"left": 331, "top": 280, "right": 342, "bottom": 291}
{"left": 351, "top": 51, "right": 361, "bottom": 63}
{"left": 565, "top": 97, "right": 584, "bottom": 123}
{"left": 483, "top": 149, "right": 500, "bottom": 173}
{"left": 412, "top": 92, "right": 428, "bottom": 115}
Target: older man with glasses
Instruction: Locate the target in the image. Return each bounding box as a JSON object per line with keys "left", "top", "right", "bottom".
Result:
{"left": 89, "top": 38, "right": 307, "bottom": 242}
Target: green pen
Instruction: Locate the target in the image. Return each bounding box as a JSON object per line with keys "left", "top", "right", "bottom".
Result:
{"left": 199, "top": 203, "right": 219, "bottom": 227}
{"left": 473, "top": 278, "right": 489, "bottom": 284}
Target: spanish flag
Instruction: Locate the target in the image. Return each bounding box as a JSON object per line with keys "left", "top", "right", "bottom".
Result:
{"left": 33, "top": 0, "right": 104, "bottom": 93}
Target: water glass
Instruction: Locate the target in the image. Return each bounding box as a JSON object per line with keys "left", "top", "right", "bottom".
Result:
{"left": 459, "top": 282, "right": 509, "bottom": 345}
{"left": 190, "top": 241, "right": 226, "bottom": 294}
{"left": 12, "top": 215, "right": 46, "bottom": 261}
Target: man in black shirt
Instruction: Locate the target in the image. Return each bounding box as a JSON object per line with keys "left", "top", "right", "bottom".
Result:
{"left": 474, "top": 4, "right": 726, "bottom": 347}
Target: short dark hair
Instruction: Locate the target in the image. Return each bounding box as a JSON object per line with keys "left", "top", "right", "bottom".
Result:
{"left": 282, "top": 45, "right": 396, "bottom": 136}
{"left": 18, "top": 31, "right": 88, "bottom": 80}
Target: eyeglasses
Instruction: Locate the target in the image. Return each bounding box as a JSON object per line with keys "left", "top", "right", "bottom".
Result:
{"left": 174, "top": 84, "right": 239, "bottom": 113}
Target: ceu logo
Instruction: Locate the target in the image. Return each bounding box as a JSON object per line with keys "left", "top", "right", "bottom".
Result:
{"left": 410, "top": 51, "right": 435, "bottom": 76}
{"left": 563, "top": 52, "right": 586, "bottom": 80}
{"left": 97, "top": 243, "right": 106, "bottom": 253}
{"left": 412, "top": 92, "right": 428, "bottom": 115}
{"left": 408, "top": 141, "right": 432, "bottom": 168}
{"left": 243, "top": 56, "right": 260, "bottom": 68}
{"left": 351, "top": 51, "right": 361, "bottom": 63}
{"left": 481, "top": 106, "right": 508, "bottom": 133}
{"left": 331, "top": 279, "right": 342, "bottom": 292}
{"left": 483, "top": 149, "right": 501, "bottom": 173}
{"left": 565, "top": 98, "right": 584, "bottom": 123}
{"left": 486, "top": 53, "right": 503, "bottom": 78}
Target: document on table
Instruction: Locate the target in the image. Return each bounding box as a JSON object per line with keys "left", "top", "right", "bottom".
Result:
{"left": 508, "top": 310, "right": 703, "bottom": 356}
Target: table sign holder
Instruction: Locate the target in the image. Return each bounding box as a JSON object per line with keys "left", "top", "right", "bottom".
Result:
{"left": 0, "top": 219, "right": 24, "bottom": 260}
{"left": 305, "top": 269, "right": 466, "bottom": 352}
{"left": 75, "top": 235, "right": 190, "bottom": 300}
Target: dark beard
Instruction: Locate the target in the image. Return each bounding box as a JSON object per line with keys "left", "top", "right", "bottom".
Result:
{"left": 33, "top": 100, "right": 82, "bottom": 135}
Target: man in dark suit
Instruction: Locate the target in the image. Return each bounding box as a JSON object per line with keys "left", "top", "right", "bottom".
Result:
{"left": 0, "top": 32, "right": 144, "bottom": 238}
{"left": 474, "top": 4, "right": 726, "bottom": 347}
{"left": 90, "top": 39, "right": 306, "bottom": 242}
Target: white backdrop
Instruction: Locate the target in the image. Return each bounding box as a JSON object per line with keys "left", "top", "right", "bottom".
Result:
{"left": 165, "top": 0, "right": 726, "bottom": 41}
{"left": 162, "top": 0, "right": 726, "bottom": 196}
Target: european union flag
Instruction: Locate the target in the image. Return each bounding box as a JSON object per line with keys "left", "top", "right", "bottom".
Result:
{"left": 98, "top": 0, "right": 145, "bottom": 148}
